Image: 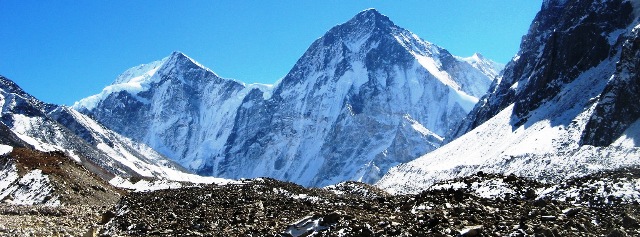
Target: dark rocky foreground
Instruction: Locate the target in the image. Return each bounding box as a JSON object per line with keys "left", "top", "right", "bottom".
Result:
{"left": 100, "top": 169, "right": 640, "bottom": 236}
{"left": 0, "top": 148, "right": 123, "bottom": 236}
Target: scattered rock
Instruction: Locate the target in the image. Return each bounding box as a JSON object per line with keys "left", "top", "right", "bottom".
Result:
{"left": 607, "top": 229, "right": 627, "bottom": 237}
{"left": 99, "top": 172, "right": 640, "bottom": 236}
{"left": 540, "top": 216, "right": 557, "bottom": 221}
{"left": 100, "top": 210, "right": 116, "bottom": 225}
{"left": 622, "top": 214, "right": 639, "bottom": 229}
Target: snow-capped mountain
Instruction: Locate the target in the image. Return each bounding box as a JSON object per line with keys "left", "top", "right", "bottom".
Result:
{"left": 378, "top": 0, "right": 640, "bottom": 194}
{"left": 74, "top": 51, "right": 256, "bottom": 172}
{"left": 0, "top": 75, "right": 222, "bottom": 190}
{"left": 217, "top": 9, "right": 501, "bottom": 187}
{"left": 76, "top": 9, "right": 502, "bottom": 187}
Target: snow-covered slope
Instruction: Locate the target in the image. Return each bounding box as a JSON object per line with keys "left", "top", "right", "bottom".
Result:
{"left": 75, "top": 9, "right": 502, "bottom": 187}
{"left": 377, "top": 0, "right": 640, "bottom": 194}
{"left": 0, "top": 130, "right": 60, "bottom": 206}
{"left": 0, "top": 74, "right": 227, "bottom": 190}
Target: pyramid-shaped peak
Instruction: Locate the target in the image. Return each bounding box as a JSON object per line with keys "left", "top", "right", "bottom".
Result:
{"left": 349, "top": 8, "right": 394, "bottom": 27}
{"left": 161, "top": 51, "right": 212, "bottom": 72}
{"left": 165, "top": 51, "right": 194, "bottom": 64}
{"left": 111, "top": 51, "right": 200, "bottom": 85}
{"left": 473, "top": 52, "right": 485, "bottom": 59}
{"left": 169, "top": 51, "right": 184, "bottom": 57}
{"left": 357, "top": 8, "right": 383, "bottom": 17}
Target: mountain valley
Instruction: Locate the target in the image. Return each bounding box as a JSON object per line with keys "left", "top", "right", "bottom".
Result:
{"left": 1, "top": 0, "right": 639, "bottom": 235}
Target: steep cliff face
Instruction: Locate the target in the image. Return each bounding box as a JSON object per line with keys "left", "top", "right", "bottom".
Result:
{"left": 77, "top": 9, "right": 501, "bottom": 187}
{"left": 378, "top": 0, "right": 640, "bottom": 194}
{"left": 581, "top": 22, "right": 640, "bottom": 146}
{"left": 449, "top": 0, "right": 636, "bottom": 141}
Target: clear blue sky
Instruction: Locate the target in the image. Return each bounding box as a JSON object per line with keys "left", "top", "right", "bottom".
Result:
{"left": 1, "top": 1, "right": 541, "bottom": 106}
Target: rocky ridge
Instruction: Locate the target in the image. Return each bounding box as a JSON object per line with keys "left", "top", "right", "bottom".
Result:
{"left": 0, "top": 144, "right": 124, "bottom": 236}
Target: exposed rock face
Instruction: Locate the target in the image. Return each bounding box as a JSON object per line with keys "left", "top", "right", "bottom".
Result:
{"left": 450, "top": 0, "right": 636, "bottom": 139}
{"left": 100, "top": 169, "right": 640, "bottom": 236}
{"left": 76, "top": 9, "right": 501, "bottom": 187}
{"left": 379, "top": 0, "right": 640, "bottom": 193}
{"left": 582, "top": 22, "right": 640, "bottom": 146}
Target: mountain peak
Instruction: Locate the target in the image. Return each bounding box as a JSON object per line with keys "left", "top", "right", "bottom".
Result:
{"left": 160, "top": 51, "right": 217, "bottom": 77}
{"left": 164, "top": 51, "right": 196, "bottom": 67}
{"left": 356, "top": 8, "right": 382, "bottom": 18}
{"left": 348, "top": 8, "right": 394, "bottom": 29}
{"left": 170, "top": 50, "right": 185, "bottom": 57}
{"left": 542, "top": 0, "right": 569, "bottom": 9}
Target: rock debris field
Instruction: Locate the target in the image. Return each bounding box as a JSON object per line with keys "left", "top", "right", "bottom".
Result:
{"left": 99, "top": 168, "right": 640, "bottom": 236}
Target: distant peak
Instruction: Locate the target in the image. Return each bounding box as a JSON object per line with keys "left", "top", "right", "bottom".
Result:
{"left": 472, "top": 53, "right": 486, "bottom": 60}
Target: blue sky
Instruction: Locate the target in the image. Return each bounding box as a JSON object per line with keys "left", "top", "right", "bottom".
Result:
{"left": 1, "top": 1, "right": 541, "bottom": 106}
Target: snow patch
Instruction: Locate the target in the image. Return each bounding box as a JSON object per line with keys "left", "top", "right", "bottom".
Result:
{"left": 0, "top": 145, "right": 13, "bottom": 155}
{"left": 109, "top": 175, "right": 237, "bottom": 192}
{"left": 538, "top": 177, "right": 640, "bottom": 204}
{"left": 0, "top": 162, "right": 19, "bottom": 201}
{"left": 457, "top": 53, "right": 505, "bottom": 79}
{"left": 284, "top": 216, "right": 331, "bottom": 237}
{"left": 612, "top": 118, "right": 640, "bottom": 148}
{"left": 9, "top": 169, "right": 58, "bottom": 206}
{"left": 247, "top": 83, "right": 275, "bottom": 100}
{"left": 412, "top": 53, "right": 459, "bottom": 90}
{"left": 429, "top": 178, "right": 517, "bottom": 199}
{"left": 9, "top": 114, "right": 60, "bottom": 152}
{"left": 403, "top": 115, "right": 443, "bottom": 141}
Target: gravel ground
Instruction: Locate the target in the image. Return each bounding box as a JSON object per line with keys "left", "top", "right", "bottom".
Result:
{"left": 0, "top": 204, "right": 113, "bottom": 236}
{"left": 100, "top": 172, "right": 640, "bottom": 236}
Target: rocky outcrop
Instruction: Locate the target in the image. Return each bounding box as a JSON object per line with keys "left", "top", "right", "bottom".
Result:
{"left": 449, "top": 0, "right": 637, "bottom": 140}
{"left": 582, "top": 22, "right": 640, "bottom": 146}
{"left": 0, "top": 147, "right": 122, "bottom": 206}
